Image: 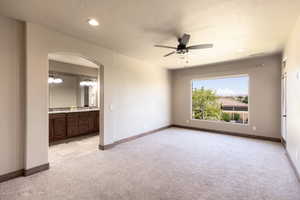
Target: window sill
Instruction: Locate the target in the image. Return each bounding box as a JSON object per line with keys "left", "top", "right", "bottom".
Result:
{"left": 190, "top": 119, "right": 249, "bottom": 126}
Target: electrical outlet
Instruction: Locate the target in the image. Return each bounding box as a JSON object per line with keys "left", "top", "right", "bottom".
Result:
{"left": 252, "top": 126, "right": 256, "bottom": 131}
{"left": 186, "top": 120, "right": 190, "bottom": 124}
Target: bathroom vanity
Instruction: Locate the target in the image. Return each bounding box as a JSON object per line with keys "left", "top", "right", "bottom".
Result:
{"left": 49, "top": 108, "right": 99, "bottom": 143}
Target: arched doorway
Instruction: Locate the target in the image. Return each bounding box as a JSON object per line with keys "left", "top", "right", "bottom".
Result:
{"left": 47, "top": 52, "right": 104, "bottom": 165}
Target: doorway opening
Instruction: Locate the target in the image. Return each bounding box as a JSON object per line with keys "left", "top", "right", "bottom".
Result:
{"left": 47, "top": 53, "right": 103, "bottom": 165}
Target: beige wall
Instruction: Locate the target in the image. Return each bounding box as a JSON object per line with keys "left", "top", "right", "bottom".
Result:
{"left": 283, "top": 16, "right": 300, "bottom": 174}
{"left": 0, "top": 16, "right": 25, "bottom": 174}
{"left": 171, "top": 54, "right": 281, "bottom": 138}
{"left": 25, "top": 22, "right": 171, "bottom": 169}
{"left": 0, "top": 15, "right": 170, "bottom": 175}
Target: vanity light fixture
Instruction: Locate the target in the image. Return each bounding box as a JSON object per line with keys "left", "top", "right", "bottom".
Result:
{"left": 53, "top": 78, "right": 63, "bottom": 84}
{"left": 80, "top": 80, "right": 97, "bottom": 87}
{"left": 87, "top": 18, "right": 99, "bottom": 26}
{"left": 48, "top": 76, "right": 63, "bottom": 84}
{"left": 48, "top": 77, "right": 55, "bottom": 84}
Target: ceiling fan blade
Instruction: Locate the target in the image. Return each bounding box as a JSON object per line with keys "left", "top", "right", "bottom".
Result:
{"left": 154, "top": 45, "right": 177, "bottom": 49}
{"left": 164, "top": 51, "right": 176, "bottom": 57}
{"left": 180, "top": 33, "right": 191, "bottom": 46}
{"left": 187, "top": 44, "right": 213, "bottom": 50}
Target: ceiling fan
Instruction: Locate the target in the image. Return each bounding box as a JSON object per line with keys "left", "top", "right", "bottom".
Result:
{"left": 154, "top": 33, "right": 213, "bottom": 57}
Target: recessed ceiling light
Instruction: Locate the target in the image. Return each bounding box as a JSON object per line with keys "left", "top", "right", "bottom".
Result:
{"left": 237, "top": 49, "right": 245, "bottom": 53}
{"left": 87, "top": 18, "right": 99, "bottom": 26}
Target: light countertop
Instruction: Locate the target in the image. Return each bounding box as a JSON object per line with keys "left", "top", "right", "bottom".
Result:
{"left": 49, "top": 108, "right": 100, "bottom": 114}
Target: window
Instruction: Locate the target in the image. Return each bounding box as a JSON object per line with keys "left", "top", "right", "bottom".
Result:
{"left": 192, "top": 75, "right": 249, "bottom": 124}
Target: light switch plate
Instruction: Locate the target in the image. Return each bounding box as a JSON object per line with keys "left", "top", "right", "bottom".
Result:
{"left": 109, "top": 104, "right": 114, "bottom": 111}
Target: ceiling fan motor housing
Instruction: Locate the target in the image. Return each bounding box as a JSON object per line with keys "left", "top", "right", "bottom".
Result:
{"left": 177, "top": 44, "right": 189, "bottom": 54}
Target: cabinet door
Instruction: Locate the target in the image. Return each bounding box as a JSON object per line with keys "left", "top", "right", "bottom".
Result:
{"left": 52, "top": 114, "right": 67, "bottom": 141}
{"left": 88, "top": 112, "right": 95, "bottom": 133}
{"left": 49, "top": 118, "right": 54, "bottom": 142}
{"left": 95, "top": 111, "right": 99, "bottom": 132}
{"left": 67, "top": 113, "right": 79, "bottom": 137}
{"left": 88, "top": 111, "right": 99, "bottom": 133}
{"left": 78, "top": 112, "right": 89, "bottom": 135}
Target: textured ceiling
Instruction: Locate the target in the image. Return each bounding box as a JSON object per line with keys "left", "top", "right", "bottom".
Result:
{"left": 0, "top": 0, "right": 299, "bottom": 68}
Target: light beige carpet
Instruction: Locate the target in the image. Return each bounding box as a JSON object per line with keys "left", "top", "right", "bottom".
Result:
{"left": 0, "top": 128, "right": 299, "bottom": 200}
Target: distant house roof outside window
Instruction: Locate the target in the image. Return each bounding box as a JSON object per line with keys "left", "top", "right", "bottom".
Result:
{"left": 217, "top": 97, "right": 248, "bottom": 111}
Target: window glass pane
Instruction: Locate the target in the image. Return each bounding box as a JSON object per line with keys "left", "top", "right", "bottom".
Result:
{"left": 192, "top": 76, "right": 249, "bottom": 124}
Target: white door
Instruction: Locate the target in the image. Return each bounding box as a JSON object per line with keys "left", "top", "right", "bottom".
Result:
{"left": 281, "top": 60, "right": 287, "bottom": 141}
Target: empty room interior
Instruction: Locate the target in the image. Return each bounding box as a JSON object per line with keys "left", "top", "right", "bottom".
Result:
{"left": 0, "top": 1, "right": 300, "bottom": 199}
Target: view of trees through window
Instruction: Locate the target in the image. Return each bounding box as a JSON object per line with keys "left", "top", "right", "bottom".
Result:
{"left": 192, "top": 75, "right": 249, "bottom": 124}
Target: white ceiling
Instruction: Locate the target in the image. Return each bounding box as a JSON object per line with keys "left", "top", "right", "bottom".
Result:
{"left": 0, "top": 0, "right": 300, "bottom": 69}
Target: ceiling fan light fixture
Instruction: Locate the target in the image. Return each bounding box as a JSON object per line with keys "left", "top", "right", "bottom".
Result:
{"left": 154, "top": 33, "right": 213, "bottom": 58}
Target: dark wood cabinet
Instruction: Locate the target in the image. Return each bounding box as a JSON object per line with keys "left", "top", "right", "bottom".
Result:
{"left": 78, "top": 112, "right": 89, "bottom": 135}
{"left": 49, "top": 113, "right": 67, "bottom": 142}
{"left": 96, "top": 114, "right": 99, "bottom": 130}
{"left": 49, "top": 117, "right": 54, "bottom": 141}
{"left": 67, "top": 113, "right": 79, "bottom": 137}
{"left": 88, "top": 111, "right": 99, "bottom": 133}
{"left": 49, "top": 110, "right": 99, "bottom": 143}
